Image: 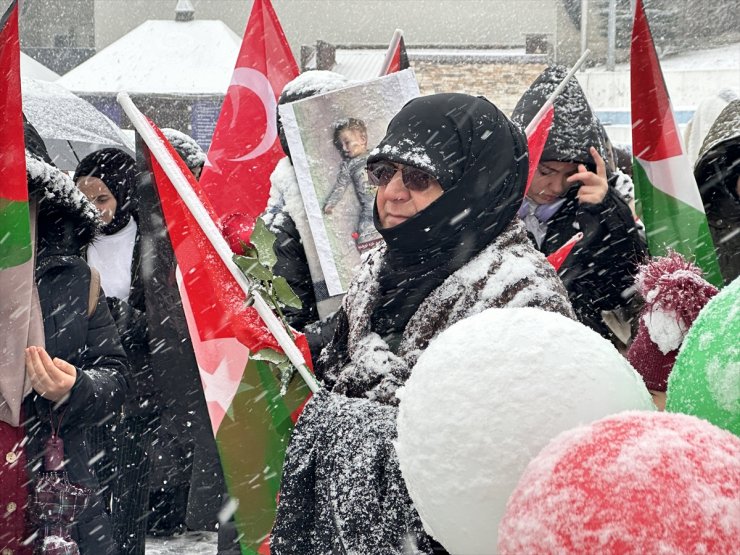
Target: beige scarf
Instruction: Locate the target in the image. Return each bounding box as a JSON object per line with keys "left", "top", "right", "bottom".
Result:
{"left": 0, "top": 201, "right": 45, "bottom": 426}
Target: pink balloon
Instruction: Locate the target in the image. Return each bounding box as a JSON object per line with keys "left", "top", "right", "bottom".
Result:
{"left": 499, "top": 411, "right": 740, "bottom": 555}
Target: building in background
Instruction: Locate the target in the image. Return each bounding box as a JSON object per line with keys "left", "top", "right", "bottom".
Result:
{"left": 55, "top": 1, "right": 239, "bottom": 150}
{"left": 16, "top": 0, "right": 740, "bottom": 148}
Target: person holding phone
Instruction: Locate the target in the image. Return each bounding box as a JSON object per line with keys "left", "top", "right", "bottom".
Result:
{"left": 512, "top": 65, "right": 648, "bottom": 343}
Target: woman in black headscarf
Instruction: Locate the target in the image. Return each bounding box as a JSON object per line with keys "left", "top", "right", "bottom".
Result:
{"left": 316, "top": 93, "right": 574, "bottom": 403}
{"left": 272, "top": 94, "right": 574, "bottom": 554}
{"left": 74, "top": 148, "right": 158, "bottom": 553}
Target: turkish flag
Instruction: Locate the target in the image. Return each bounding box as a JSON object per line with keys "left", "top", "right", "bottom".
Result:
{"left": 200, "top": 0, "right": 299, "bottom": 221}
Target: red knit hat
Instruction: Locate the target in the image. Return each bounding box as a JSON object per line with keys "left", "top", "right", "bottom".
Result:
{"left": 627, "top": 252, "right": 718, "bottom": 391}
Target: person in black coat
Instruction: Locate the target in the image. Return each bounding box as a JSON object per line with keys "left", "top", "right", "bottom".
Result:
{"left": 24, "top": 126, "right": 128, "bottom": 553}
{"left": 511, "top": 65, "right": 648, "bottom": 341}
{"left": 74, "top": 148, "right": 164, "bottom": 551}
{"left": 694, "top": 99, "right": 740, "bottom": 285}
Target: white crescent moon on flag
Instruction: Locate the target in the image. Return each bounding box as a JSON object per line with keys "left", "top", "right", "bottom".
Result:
{"left": 228, "top": 67, "right": 278, "bottom": 162}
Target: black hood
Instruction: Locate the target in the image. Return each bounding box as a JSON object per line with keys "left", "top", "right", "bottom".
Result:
{"left": 695, "top": 99, "right": 740, "bottom": 202}
{"left": 74, "top": 147, "right": 137, "bottom": 235}
{"left": 511, "top": 65, "right": 608, "bottom": 172}
{"left": 365, "top": 93, "right": 528, "bottom": 339}
{"left": 24, "top": 119, "right": 100, "bottom": 256}
{"left": 368, "top": 92, "right": 528, "bottom": 260}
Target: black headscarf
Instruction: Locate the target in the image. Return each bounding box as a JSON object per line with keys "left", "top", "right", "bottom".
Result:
{"left": 73, "top": 148, "right": 137, "bottom": 235}
{"left": 366, "top": 93, "right": 528, "bottom": 338}
{"left": 511, "top": 65, "right": 608, "bottom": 172}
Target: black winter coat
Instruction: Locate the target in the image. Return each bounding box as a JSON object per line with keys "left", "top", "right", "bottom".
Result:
{"left": 29, "top": 253, "right": 128, "bottom": 553}
{"left": 23, "top": 135, "right": 128, "bottom": 553}
{"left": 512, "top": 65, "right": 647, "bottom": 337}
{"left": 101, "top": 232, "right": 156, "bottom": 416}
{"left": 534, "top": 178, "right": 646, "bottom": 337}
{"left": 694, "top": 99, "right": 740, "bottom": 285}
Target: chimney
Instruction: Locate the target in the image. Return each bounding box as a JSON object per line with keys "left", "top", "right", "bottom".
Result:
{"left": 175, "top": 0, "right": 195, "bottom": 22}
{"left": 315, "top": 40, "right": 336, "bottom": 71}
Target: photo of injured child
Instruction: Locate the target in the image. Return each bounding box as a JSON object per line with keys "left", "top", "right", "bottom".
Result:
{"left": 323, "top": 118, "right": 378, "bottom": 245}
{"left": 278, "top": 69, "right": 420, "bottom": 295}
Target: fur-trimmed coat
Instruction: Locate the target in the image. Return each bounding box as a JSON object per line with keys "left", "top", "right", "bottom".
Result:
{"left": 317, "top": 219, "right": 575, "bottom": 404}
{"left": 272, "top": 220, "right": 574, "bottom": 554}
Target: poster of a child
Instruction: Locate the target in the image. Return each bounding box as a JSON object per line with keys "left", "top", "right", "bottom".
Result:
{"left": 279, "top": 69, "right": 420, "bottom": 296}
{"left": 323, "top": 118, "right": 377, "bottom": 245}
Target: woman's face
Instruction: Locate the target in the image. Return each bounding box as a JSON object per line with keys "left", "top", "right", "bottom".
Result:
{"left": 374, "top": 162, "right": 444, "bottom": 228}
{"left": 77, "top": 176, "right": 117, "bottom": 225}
{"left": 527, "top": 160, "right": 579, "bottom": 205}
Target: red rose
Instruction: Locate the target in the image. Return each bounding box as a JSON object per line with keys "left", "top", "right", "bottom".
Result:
{"left": 220, "top": 212, "right": 255, "bottom": 254}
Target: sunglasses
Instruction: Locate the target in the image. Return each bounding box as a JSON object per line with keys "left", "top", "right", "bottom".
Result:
{"left": 366, "top": 161, "right": 436, "bottom": 192}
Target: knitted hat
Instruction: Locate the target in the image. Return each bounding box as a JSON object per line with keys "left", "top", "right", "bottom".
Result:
{"left": 627, "top": 252, "right": 719, "bottom": 391}
{"left": 162, "top": 128, "right": 206, "bottom": 173}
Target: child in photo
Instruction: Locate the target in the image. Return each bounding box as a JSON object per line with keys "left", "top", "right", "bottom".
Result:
{"left": 323, "top": 118, "right": 379, "bottom": 246}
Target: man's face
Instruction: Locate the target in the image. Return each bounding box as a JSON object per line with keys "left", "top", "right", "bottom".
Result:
{"left": 338, "top": 129, "right": 367, "bottom": 159}
{"left": 527, "top": 160, "right": 579, "bottom": 205}
{"left": 77, "top": 176, "right": 117, "bottom": 225}
{"left": 374, "top": 162, "right": 444, "bottom": 228}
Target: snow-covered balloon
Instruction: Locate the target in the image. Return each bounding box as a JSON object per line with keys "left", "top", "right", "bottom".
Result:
{"left": 666, "top": 277, "right": 740, "bottom": 436}
{"left": 498, "top": 411, "right": 740, "bottom": 554}
{"left": 395, "top": 307, "right": 655, "bottom": 554}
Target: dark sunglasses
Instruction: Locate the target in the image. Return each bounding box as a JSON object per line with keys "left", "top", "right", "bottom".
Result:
{"left": 366, "top": 161, "right": 436, "bottom": 192}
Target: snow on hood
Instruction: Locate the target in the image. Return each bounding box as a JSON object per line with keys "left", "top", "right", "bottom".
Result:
{"left": 511, "top": 65, "right": 608, "bottom": 170}
{"left": 27, "top": 150, "right": 101, "bottom": 236}
{"left": 163, "top": 128, "right": 206, "bottom": 171}
{"left": 279, "top": 70, "right": 351, "bottom": 101}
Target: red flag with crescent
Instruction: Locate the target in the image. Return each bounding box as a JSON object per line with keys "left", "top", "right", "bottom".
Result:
{"left": 200, "top": 0, "right": 298, "bottom": 221}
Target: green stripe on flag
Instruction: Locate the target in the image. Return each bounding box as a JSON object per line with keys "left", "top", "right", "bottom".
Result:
{"left": 216, "top": 357, "right": 310, "bottom": 555}
{"left": 633, "top": 161, "right": 723, "bottom": 286}
{"left": 0, "top": 198, "right": 31, "bottom": 268}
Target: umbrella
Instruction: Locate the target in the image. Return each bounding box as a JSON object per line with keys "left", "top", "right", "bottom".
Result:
{"left": 21, "top": 77, "right": 134, "bottom": 171}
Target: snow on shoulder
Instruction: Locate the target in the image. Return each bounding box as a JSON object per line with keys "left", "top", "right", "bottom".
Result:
{"left": 395, "top": 307, "right": 654, "bottom": 554}
{"left": 280, "top": 70, "right": 351, "bottom": 99}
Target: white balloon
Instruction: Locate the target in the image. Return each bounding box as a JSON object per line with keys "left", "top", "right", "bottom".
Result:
{"left": 227, "top": 67, "right": 277, "bottom": 162}
{"left": 395, "top": 307, "right": 655, "bottom": 555}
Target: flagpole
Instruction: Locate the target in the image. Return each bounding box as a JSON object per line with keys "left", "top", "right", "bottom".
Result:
{"left": 525, "top": 49, "right": 591, "bottom": 137}
{"left": 117, "top": 92, "right": 319, "bottom": 394}
{"left": 379, "top": 28, "right": 403, "bottom": 77}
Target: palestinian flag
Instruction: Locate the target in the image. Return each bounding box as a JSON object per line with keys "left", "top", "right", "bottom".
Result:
{"left": 0, "top": 0, "right": 29, "bottom": 270}
{"left": 380, "top": 29, "right": 410, "bottom": 75}
{"left": 630, "top": 0, "right": 723, "bottom": 286}
{"left": 0, "top": 0, "right": 39, "bottom": 430}
{"left": 137, "top": 119, "right": 312, "bottom": 555}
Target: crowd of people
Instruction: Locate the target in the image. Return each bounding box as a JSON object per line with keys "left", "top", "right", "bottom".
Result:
{"left": 1, "top": 64, "right": 738, "bottom": 555}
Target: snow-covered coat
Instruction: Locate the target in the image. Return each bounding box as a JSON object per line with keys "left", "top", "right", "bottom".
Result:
{"left": 319, "top": 219, "right": 574, "bottom": 403}
{"left": 272, "top": 222, "right": 573, "bottom": 554}
{"left": 694, "top": 98, "right": 740, "bottom": 285}
{"left": 273, "top": 94, "right": 574, "bottom": 554}
{"left": 25, "top": 151, "right": 128, "bottom": 554}
{"left": 512, "top": 65, "right": 647, "bottom": 338}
